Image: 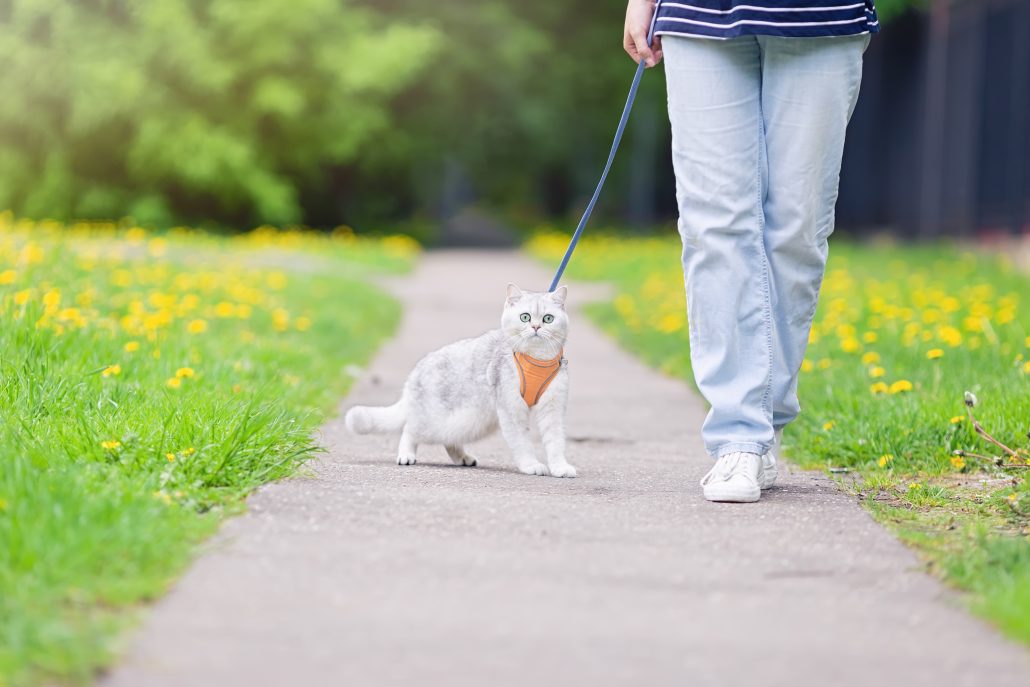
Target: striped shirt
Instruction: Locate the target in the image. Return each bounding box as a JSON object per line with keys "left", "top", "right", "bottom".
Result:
{"left": 654, "top": 0, "right": 880, "bottom": 40}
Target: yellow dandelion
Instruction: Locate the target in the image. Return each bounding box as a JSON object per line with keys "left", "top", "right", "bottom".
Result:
{"left": 869, "top": 366, "right": 885, "bottom": 378}
{"left": 949, "top": 415, "right": 963, "bottom": 424}
{"left": 183, "top": 447, "right": 195, "bottom": 456}
{"left": 175, "top": 367, "right": 195, "bottom": 379}
{"left": 1022, "top": 361, "right": 1030, "bottom": 374}
{"left": 13, "top": 289, "right": 31, "bottom": 305}
{"left": 187, "top": 319, "right": 208, "bottom": 334}
{"left": 166, "top": 377, "right": 182, "bottom": 389}
{"left": 817, "top": 358, "right": 832, "bottom": 370}
{"left": 823, "top": 421, "right": 835, "bottom": 431}
{"left": 165, "top": 453, "right": 176, "bottom": 462}
{"left": 878, "top": 454, "right": 893, "bottom": 467}
{"left": 862, "top": 331, "right": 878, "bottom": 343}
{"left": 870, "top": 381, "right": 889, "bottom": 394}
{"left": 0, "top": 269, "right": 16, "bottom": 285}
{"left": 1008, "top": 493, "right": 1017, "bottom": 502}
{"left": 102, "top": 364, "right": 122, "bottom": 378}
{"left": 950, "top": 456, "right": 966, "bottom": 470}
{"left": 841, "top": 338, "right": 861, "bottom": 353}
{"left": 861, "top": 351, "right": 880, "bottom": 364}
{"left": 926, "top": 348, "right": 944, "bottom": 360}
{"left": 294, "top": 316, "right": 312, "bottom": 332}
{"left": 214, "top": 301, "right": 236, "bottom": 318}
{"left": 888, "top": 379, "right": 913, "bottom": 394}
{"left": 101, "top": 440, "right": 121, "bottom": 450}
{"left": 801, "top": 359, "right": 814, "bottom": 372}
{"left": 124, "top": 341, "right": 140, "bottom": 352}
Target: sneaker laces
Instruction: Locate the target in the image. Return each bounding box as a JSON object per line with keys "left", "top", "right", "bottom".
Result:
{"left": 700, "top": 451, "right": 754, "bottom": 486}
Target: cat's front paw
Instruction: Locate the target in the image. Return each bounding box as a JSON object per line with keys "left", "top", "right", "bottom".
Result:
{"left": 397, "top": 455, "right": 417, "bottom": 466}
{"left": 549, "top": 463, "right": 578, "bottom": 478}
{"left": 518, "top": 461, "right": 548, "bottom": 476}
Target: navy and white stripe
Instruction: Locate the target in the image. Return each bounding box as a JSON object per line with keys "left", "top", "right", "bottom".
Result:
{"left": 654, "top": 0, "right": 880, "bottom": 40}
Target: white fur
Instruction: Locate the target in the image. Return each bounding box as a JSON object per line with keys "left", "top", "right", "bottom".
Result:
{"left": 344, "top": 283, "right": 576, "bottom": 477}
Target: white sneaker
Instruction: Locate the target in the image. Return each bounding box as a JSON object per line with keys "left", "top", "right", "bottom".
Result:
{"left": 700, "top": 451, "right": 763, "bottom": 503}
{"left": 759, "top": 428, "right": 782, "bottom": 490}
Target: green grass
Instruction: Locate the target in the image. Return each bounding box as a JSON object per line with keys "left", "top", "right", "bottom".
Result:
{"left": 0, "top": 216, "right": 417, "bottom": 686}
{"left": 527, "top": 229, "right": 1030, "bottom": 644}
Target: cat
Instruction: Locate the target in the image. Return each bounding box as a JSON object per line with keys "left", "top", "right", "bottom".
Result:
{"left": 344, "top": 283, "right": 576, "bottom": 478}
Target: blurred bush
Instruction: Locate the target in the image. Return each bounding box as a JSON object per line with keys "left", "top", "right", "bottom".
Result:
{"left": 0, "top": 0, "right": 439, "bottom": 228}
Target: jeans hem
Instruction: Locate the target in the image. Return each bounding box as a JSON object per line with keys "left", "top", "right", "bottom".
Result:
{"left": 711, "top": 442, "right": 768, "bottom": 459}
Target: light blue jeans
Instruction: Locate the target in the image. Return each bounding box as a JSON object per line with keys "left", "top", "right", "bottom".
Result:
{"left": 663, "top": 34, "right": 870, "bottom": 459}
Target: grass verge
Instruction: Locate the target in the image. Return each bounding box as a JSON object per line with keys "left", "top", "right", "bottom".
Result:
{"left": 0, "top": 215, "right": 417, "bottom": 686}
{"left": 527, "top": 229, "right": 1030, "bottom": 644}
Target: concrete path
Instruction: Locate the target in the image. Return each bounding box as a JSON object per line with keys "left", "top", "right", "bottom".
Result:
{"left": 105, "top": 251, "right": 1030, "bottom": 687}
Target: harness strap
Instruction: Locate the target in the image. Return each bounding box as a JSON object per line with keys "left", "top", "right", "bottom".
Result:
{"left": 514, "top": 349, "right": 565, "bottom": 407}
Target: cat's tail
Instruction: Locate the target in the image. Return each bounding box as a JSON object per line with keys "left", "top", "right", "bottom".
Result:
{"left": 344, "top": 398, "right": 407, "bottom": 435}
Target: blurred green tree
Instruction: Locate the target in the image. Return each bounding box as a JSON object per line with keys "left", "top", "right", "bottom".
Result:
{"left": 0, "top": 0, "right": 439, "bottom": 227}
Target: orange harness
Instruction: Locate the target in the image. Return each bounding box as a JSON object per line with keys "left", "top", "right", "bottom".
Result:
{"left": 513, "top": 349, "right": 564, "bottom": 407}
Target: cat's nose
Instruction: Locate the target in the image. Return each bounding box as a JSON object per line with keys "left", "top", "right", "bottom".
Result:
{"left": 531, "top": 324, "right": 540, "bottom": 331}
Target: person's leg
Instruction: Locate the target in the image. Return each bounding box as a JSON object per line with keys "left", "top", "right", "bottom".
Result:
{"left": 663, "top": 35, "right": 774, "bottom": 459}
{"left": 757, "top": 34, "right": 870, "bottom": 434}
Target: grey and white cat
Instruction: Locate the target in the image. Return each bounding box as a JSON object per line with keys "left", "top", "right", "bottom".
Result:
{"left": 344, "top": 283, "right": 576, "bottom": 478}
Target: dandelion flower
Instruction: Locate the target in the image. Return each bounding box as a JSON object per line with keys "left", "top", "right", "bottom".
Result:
{"left": 870, "top": 381, "right": 889, "bottom": 394}
{"left": 878, "top": 454, "right": 893, "bottom": 467}
{"left": 926, "top": 348, "right": 944, "bottom": 360}
{"left": 869, "top": 366, "right": 885, "bottom": 378}
{"left": 861, "top": 351, "right": 880, "bottom": 365}
{"left": 862, "top": 331, "right": 877, "bottom": 343}
{"left": 101, "top": 440, "right": 121, "bottom": 450}
{"left": 124, "top": 341, "right": 140, "bottom": 352}
{"left": 949, "top": 415, "right": 963, "bottom": 424}
{"left": 187, "top": 319, "right": 207, "bottom": 334}
{"left": 823, "top": 421, "right": 835, "bottom": 431}
{"left": 950, "top": 455, "right": 966, "bottom": 470}
{"left": 175, "top": 367, "right": 195, "bottom": 379}
{"left": 166, "top": 377, "right": 182, "bottom": 389}
{"left": 888, "top": 379, "right": 913, "bottom": 394}
{"left": 165, "top": 453, "right": 176, "bottom": 462}
{"left": 102, "top": 364, "right": 121, "bottom": 377}
{"left": 0, "top": 270, "right": 16, "bottom": 285}
{"left": 801, "top": 359, "right": 814, "bottom": 372}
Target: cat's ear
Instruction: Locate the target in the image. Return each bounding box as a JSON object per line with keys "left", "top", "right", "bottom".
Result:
{"left": 550, "top": 285, "right": 568, "bottom": 308}
{"left": 505, "top": 283, "right": 523, "bottom": 306}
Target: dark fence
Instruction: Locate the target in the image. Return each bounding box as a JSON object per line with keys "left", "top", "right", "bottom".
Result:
{"left": 838, "top": 0, "right": 1030, "bottom": 238}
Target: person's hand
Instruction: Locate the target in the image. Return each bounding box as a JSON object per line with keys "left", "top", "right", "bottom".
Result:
{"left": 623, "top": 0, "right": 662, "bottom": 68}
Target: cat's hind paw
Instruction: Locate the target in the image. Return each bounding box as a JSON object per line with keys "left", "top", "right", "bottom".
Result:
{"left": 518, "top": 461, "right": 548, "bottom": 476}
{"left": 549, "top": 463, "right": 578, "bottom": 478}
{"left": 397, "top": 455, "right": 417, "bottom": 466}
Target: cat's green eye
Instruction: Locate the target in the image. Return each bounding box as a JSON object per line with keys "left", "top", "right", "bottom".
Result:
{"left": 542, "top": 314, "right": 554, "bottom": 324}
{"left": 520, "top": 313, "right": 531, "bottom": 323}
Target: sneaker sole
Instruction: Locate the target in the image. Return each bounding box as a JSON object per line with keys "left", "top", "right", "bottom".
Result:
{"left": 703, "top": 484, "right": 761, "bottom": 503}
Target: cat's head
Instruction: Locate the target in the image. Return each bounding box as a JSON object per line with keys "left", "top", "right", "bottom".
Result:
{"left": 501, "top": 283, "right": 569, "bottom": 357}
